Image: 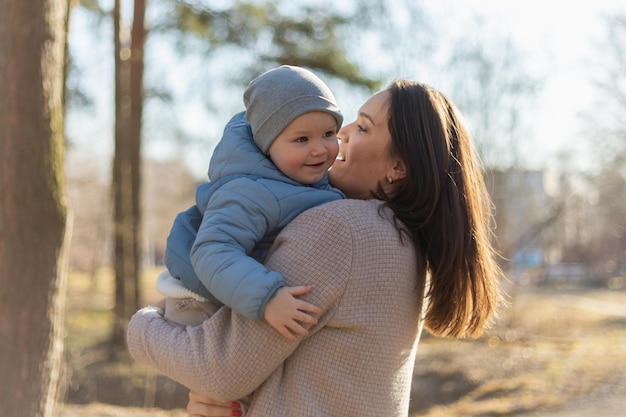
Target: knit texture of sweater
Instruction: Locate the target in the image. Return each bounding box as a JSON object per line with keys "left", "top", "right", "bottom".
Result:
{"left": 128, "top": 198, "right": 426, "bottom": 417}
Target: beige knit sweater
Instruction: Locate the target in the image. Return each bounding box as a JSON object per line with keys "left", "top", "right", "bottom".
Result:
{"left": 127, "top": 199, "right": 425, "bottom": 416}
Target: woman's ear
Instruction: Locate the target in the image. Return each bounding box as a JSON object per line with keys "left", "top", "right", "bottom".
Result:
{"left": 389, "top": 158, "right": 407, "bottom": 182}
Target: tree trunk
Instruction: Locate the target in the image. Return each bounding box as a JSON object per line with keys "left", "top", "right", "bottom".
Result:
{"left": 112, "top": 0, "right": 132, "bottom": 347}
{"left": 0, "top": 0, "right": 70, "bottom": 416}
{"left": 129, "top": 0, "right": 147, "bottom": 320}
{"left": 111, "top": 0, "right": 146, "bottom": 347}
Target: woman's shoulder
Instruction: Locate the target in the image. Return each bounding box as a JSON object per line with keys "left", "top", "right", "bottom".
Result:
{"left": 294, "top": 198, "right": 399, "bottom": 236}
{"left": 311, "top": 197, "right": 382, "bottom": 211}
{"left": 309, "top": 198, "right": 390, "bottom": 219}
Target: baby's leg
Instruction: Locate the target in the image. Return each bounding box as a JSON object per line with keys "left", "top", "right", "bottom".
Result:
{"left": 163, "top": 297, "right": 250, "bottom": 415}
{"left": 156, "top": 270, "right": 249, "bottom": 414}
{"left": 163, "top": 297, "right": 219, "bottom": 327}
{"left": 156, "top": 269, "right": 218, "bottom": 326}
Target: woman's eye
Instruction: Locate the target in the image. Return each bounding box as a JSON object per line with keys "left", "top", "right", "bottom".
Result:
{"left": 357, "top": 124, "right": 366, "bottom": 133}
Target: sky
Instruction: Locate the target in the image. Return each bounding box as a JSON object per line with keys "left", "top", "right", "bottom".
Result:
{"left": 423, "top": 0, "right": 625, "bottom": 171}
{"left": 67, "top": 1, "right": 626, "bottom": 177}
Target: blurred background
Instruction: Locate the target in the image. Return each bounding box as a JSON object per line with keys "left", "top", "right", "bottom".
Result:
{"left": 5, "top": 0, "right": 626, "bottom": 416}
{"left": 67, "top": 0, "right": 626, "bottom": 290}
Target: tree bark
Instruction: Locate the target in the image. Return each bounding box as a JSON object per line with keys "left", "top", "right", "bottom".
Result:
{"left": 0, "top": 0, "right": 70, "bottom": 416}
{"left": 112, "top": 0, "right": 132, "bottom": 347}
{"left": 129, "top": 0, "right": 147, "bottom": 322}
{"left": 111, "top": 0, "right": 146, "bottom": 347}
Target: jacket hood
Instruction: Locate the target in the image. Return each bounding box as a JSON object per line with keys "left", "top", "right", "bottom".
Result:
{"left": 208, "top": 112, "right": 330, "bottom": 188}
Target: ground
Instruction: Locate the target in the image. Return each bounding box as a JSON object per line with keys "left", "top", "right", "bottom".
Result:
{"left": 59, "top": 271, "right": 626, "bottom": 416}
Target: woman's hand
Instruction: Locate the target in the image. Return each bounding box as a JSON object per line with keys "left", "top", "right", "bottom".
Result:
{"left": 187, "top": 391, "right": 242, "bottom": 417}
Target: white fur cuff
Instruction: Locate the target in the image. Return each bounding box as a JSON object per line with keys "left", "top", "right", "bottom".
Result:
{"left": 155, "top": 269, "right": 208, "bottom": 301}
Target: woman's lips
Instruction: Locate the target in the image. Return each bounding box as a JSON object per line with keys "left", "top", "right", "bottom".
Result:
{"left": 336, "top": 153, "right": 345, "bottom": 161}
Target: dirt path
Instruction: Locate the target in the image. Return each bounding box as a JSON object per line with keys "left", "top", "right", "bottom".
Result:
{"left": 525, "top": 292, "right": 626, "bottom": 417}
{"left": 533, "top": 379, "right": 626, "bottom": 417}
{"left": 59, "top": 403, "right": 185, "bottom": 417}
{"left": 562, "top": 294, "right": 626, "bottom": 317}
{"left": 60, "top": 287, "right": 626, "bottom": 417}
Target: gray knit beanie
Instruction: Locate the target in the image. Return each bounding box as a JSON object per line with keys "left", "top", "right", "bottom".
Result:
{"left": 243, "top": 65, "right": 343, "bottom": 154}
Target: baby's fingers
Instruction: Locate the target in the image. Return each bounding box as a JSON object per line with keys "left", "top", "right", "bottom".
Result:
{"left": 286, "top": 320, "right": 310, "bottom": 337}
{"left": 294, "top": 309, "right": 318, "bottom": 325}
{"left": 286, "top": 285, "right": 313, "bottom": 297}
{"left": 295, "top": 298, "right": 321, "bottom": 315}
{"left": 278, "top": 324, "right": 297, "bottom": 341}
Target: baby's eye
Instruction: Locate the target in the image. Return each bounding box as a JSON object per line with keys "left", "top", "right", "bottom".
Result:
{"left": 295, "top": 136, "right": 308, "bottom": 143}
{"left": 323, "top": 130, "right": 335, "bottom": 138}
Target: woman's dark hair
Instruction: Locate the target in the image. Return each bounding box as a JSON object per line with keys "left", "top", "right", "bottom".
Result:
{"left": 378, "top": 80, "right": 501, "bottom": 338}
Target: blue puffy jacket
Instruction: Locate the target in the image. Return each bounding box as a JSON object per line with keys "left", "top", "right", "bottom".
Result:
{"left": 164, "top": 112, "right": 344, "bottom": 320}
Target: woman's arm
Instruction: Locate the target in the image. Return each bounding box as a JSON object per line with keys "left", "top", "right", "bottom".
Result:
{"left": 127, "top": 302, "right": 299, "bottom": 400}
{"left": 127, "top": 203, "right": 354, "bottom": 400}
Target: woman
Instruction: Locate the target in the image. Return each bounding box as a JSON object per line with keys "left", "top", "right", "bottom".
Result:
{"left": 127, "top": 80, "right": 502, "bottom": 417}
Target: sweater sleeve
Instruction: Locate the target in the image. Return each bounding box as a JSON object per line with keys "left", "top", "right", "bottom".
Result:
{"left": 191, "top": 178, "right": 284, "bottom": 320}
{"left": 127, "top": 203, "right": 354, "bottom": 400}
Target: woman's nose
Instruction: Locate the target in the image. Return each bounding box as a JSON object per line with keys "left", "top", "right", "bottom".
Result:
{"left": 338, "top": 126, "right": 349, "bottom": 142}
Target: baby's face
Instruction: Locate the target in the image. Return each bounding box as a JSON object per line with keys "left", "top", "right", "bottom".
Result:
{"left": 267, "top": 111, "right": 339, "bottom": 184}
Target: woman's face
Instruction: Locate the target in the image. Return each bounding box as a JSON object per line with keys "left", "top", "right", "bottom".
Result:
{"left": 329, "top": 90, "right": 399, "bottom": 199}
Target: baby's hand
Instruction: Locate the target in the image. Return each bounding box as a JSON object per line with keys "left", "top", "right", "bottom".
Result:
{"left": 264, "top": 285, "right": 321, "bottom": 340}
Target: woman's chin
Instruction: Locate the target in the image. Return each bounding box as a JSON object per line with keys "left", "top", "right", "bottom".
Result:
{"left": 328, "top": 166, "right": 340, "bottom": 181}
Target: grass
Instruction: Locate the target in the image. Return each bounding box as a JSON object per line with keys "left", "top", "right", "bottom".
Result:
{"left": 410, "top": 284, "right": 626, "bottom": 416}
{"left": 61, "top": 269, "right": 626, "bottom": 416}
{"left": 63, "top": 268, "right": 190, "bottom": 411}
